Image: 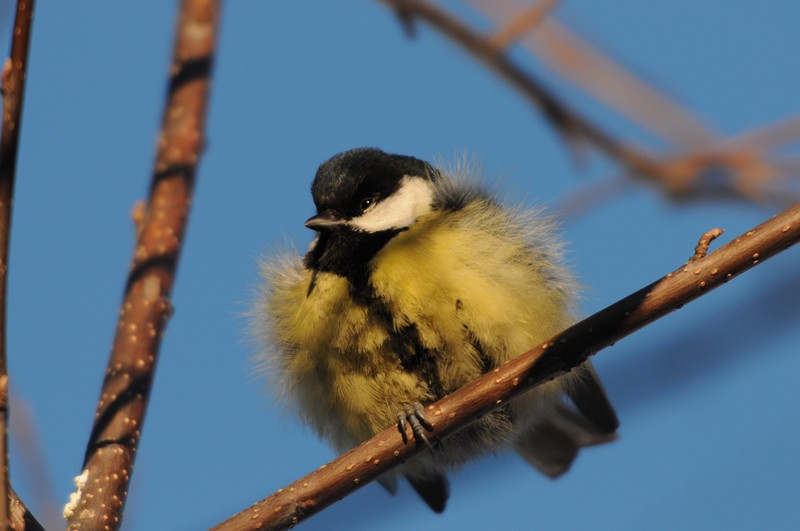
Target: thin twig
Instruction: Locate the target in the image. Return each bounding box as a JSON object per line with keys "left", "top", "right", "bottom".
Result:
{"left": 721, "top": 115, "right": 800, "bottom": 152}
{"left": 554, "top": 175, "right": 630, "bottom": 219}
{"left": 380, "top": 0, "right": 659, "bottom": 173}
{"left": 213, "top": 202, "right": 800, "bottom": 530}
{"left": 380, "top": 2, "right": 664, "bottom": 175}
{"left": 404, "top": 0, "right": 760, "bottom": 201}
{"left": 689, "top": 228, "right": 724, "bottom": 262}
{"left": 478, "top": 2, "right": 720, "bottom": 151}
{"left": 0, "top": 0, "right": 35, "bottom": 528}
{"left": 389, "top": 1, "right": 800, "bottom": 205}
{"left": 487, "top": 0, "right": 560, "bottom": 50}
{"left": 64, "top": 1, "right": 219, "bottom": 529}
{"left": 509, "top": 12, "right": 800, "bottom": 203}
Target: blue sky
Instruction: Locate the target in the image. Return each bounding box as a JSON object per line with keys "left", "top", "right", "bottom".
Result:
{"left": 2, "top": 1, "right": 799, "bottom": 530}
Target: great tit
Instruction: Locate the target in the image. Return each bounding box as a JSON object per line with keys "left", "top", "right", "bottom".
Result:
{"left": 254, "top": 147, "right": 618, "bottom": 513}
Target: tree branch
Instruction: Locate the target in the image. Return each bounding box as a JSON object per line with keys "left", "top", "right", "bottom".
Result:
{"left": 64, "top": 1, "right": 219, "bottom": 529}
{"left": 0, "top": 0, "right": 35, "bottom": 528}
{"left": 381, "top": 1, "right": 800, "bottom": 205}
{"left": 9, "top": 488, "right": 43, "bottom": 531}
{"left": 487, "top": 0, "right": 560, "bottom": 50}
{"left": 378, "top": 1, "right": 660, "bottom": 180}
{"left": 213, "top": 198, "right": 800, "bottom": 530}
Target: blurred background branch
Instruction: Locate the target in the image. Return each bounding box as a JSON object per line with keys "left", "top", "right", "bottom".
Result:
{"left": 0, "top": 0, "right": 38, "bottom": 529}
{"left": 381, "top": 0, "right": 800, "bottom": 207}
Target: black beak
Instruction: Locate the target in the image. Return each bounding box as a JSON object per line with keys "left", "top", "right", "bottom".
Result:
{"left": 305, "top": 210, "right": 346, "bottom": 231}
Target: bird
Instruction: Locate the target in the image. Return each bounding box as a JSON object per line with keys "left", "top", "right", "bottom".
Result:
{"left": 253, "top": 147, "right": 618, "bottom": 513}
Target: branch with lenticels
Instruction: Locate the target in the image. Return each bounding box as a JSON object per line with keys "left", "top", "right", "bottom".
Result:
{"left": 212, "top": 197, "right": 800, "bottom": 531}
{"left": 64, "top": 1, "right": 219, "bottom": 529}
{"left": 0, "top": 0, "right": 41, "bottom": 529}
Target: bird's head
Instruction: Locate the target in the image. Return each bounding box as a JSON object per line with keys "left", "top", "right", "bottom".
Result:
{"left": 303, "top": 148, "right": 438, "bottom": 289}
{"left": 305, "top": 147, "right": 438, "bottom": 234}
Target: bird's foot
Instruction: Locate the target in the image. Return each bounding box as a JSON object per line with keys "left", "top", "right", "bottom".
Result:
{"left": 397, "top": 402, "right": 434, "bottom": 449}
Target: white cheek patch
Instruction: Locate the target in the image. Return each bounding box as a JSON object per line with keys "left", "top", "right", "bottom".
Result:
{"left": 348, "top": 176, "right": 434, "bottom": 233}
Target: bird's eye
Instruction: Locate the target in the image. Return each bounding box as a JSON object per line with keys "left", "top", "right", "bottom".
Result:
{"left": 360, "top": 197, "right": 375, "bottom": 211}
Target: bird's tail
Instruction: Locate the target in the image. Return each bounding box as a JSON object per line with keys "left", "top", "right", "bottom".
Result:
{"left": 514, "top": 362, "right": 618, "bottom": 478}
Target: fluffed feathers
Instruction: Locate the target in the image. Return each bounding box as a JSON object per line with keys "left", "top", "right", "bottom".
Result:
{"left": 253, "top": 151, "right": 618, "bottom": 512}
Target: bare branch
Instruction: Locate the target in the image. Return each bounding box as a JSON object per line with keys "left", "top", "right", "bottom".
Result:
{"left": 379, "top": 0, "right": 659, "bottom": 173}
{"left": 477, "top": 2, "right": 720, "bottom": 151}
{"left": 0, "top": 0, "right": 35, "bottom": 528}
{"left": 385, "top": 1, "right": 799, "bottom": 205}
{"left": 213, "top": 200, "right": 800, "bottom": 530}
{"left": 64, "top": 1, "right": 219, "bottom": 529}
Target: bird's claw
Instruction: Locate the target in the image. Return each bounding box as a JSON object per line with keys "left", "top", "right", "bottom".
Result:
{"left": 397, "top": 402, "right": 434, "bottom": 449}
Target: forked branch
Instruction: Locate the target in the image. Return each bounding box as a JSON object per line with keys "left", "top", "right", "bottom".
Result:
{"left": 381, "top": 0, "right": 800, "bottom": 204}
